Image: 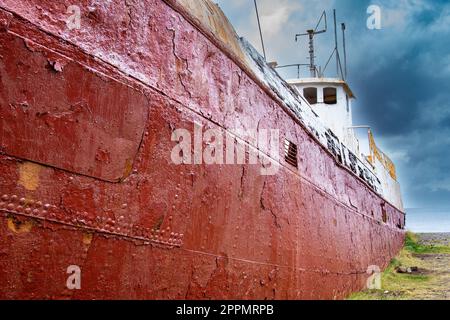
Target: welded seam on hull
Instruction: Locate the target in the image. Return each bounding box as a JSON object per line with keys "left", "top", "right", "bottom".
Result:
{"left": 176, "top": 248, "right": 377, "bottom": 276}
{"left": 0, "top": 209, "right": 183, "bottom": 248}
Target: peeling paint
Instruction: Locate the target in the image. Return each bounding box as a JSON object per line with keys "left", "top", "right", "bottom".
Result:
{"left": 18, "top": 162, "right": 41, "bottom": 191}
{"left": 7, "top": 217, "right": 33, "bottom": 234}
{"left": 83, "top": 232, "right": 93, "bottom": 245}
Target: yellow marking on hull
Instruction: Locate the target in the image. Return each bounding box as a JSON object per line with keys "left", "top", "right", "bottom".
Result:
{"left": 18, "top": 162, "right": 42, "bottom": 191}
{"left": 83, "top": 232, "right": 93, "bottom": 245}
{"left": 121, "top": 158, "right": 133, "bottom": 181}
{"left": 7, "top": 217, "right": 34, "bottom": 234}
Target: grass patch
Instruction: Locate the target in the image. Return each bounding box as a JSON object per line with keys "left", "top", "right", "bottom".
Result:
{"left": 404, "top": 232, "right": 450, "bottom": 254}
{"left": 347, "top": 232, "right": 450, "bottom": 300}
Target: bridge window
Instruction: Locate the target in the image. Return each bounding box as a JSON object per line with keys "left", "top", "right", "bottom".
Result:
{"left": 303, "top": 87, "right": 317, "bottom": 105}
{"left": 324, "top": 87, "right": 337, "bottom": 105}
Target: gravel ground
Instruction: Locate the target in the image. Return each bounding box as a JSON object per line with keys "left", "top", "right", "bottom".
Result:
{"left": 412, "top": 233, "right": 450, "bottom": 300}
{"left": 418, "top": 233, "right": 450, "bottom": 247}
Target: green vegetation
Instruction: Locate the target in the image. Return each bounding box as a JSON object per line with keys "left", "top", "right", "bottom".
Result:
{"left": 404, "top": 232, "right": 450, "bottom": 254}
{"left": 348, "top": 232, "right": 450, "bottom": 300}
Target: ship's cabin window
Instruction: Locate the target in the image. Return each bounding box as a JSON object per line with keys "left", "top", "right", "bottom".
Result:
{"left": 303, "top": 87, "right": 318, "bottom": 105}
{"left": 346, "top": 95, "right": 350, "bottom": 112}
{"left": 324, "top": 87, "right": 337, "bottom": 105}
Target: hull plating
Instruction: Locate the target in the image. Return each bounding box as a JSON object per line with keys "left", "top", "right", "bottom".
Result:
{"left": 0, "top": 0, "right": 405, "bottom": 299}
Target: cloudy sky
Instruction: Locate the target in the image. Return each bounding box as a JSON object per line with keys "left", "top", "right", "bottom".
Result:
{"left": 215, "top": 0, "right": 450, "bottom": 219}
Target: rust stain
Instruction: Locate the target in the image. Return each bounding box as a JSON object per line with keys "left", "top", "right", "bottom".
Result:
{"left": 7, "top": 217, "right": 33, "bottom": 234}
{"left": 122, "top": 159, "right": 133, "bottom": 179}
{"left": 18, "top": 162, "right": 41, "bottom": 191}
{"left": 83, "top": 232, "right": 93, "bottom": 245}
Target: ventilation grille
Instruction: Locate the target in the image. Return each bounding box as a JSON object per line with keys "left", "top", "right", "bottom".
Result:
{"left": 381, "top": 205, "right": 388, "bottom": 223}
{"left": 284, "top": 139, "right": 298, "bottom": 168}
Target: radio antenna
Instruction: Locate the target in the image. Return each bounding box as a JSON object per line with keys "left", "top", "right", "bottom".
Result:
{"left": 253, "top": 0, "right": 266, "bottom": 60}
{"left": 341, "top": 23, "right": 348, "bottom": 79}
{"left": 321, "top": 10, "right": 345, "bottom": 79}
{"left": 295, "top": 11, "right": 327, "bottom": 77}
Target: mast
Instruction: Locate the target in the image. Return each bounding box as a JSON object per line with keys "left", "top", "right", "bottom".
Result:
{"left": 307, "top": 30, "right": 316, "bottom": 77}
{"left": 333, "top": 9, "right": 339, "bottom": 78}
{"left": 342, "top": 23, "right": 348, "bottom": 79}
{"left": 295, "top": 11, "right": 327, "bottom": 78}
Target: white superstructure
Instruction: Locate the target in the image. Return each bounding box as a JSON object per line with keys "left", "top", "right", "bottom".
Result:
{"left": 288, "top": 77, "right": 403, "bottom": 211}
{"left": 287, "top": 78, "right": 359, "bottom": 153}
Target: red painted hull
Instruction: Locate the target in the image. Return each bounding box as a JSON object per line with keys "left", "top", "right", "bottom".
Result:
{"left": 0, "top": 0, "right": 405, "bottom": 299}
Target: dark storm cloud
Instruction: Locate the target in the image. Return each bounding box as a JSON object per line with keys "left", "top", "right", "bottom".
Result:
{"left": 216, "top": 0, "right": 450, "bottom": 209}
{"left": 343, "top": 0, "right": 450, "bottom": 209}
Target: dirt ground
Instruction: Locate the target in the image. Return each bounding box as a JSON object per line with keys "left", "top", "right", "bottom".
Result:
{"left": 418, "top": 233, "right": 450, "bottom": 247}
{"left": 411, "top": 233, "right": 450, "bottom": 300}
{"left": 349, "top": 233, "right": 450, "bottom": 300}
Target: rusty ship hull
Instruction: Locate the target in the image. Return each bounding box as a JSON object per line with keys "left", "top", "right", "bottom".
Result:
{"left": 0, "top": 0, "right": 405, "bottom": 299}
